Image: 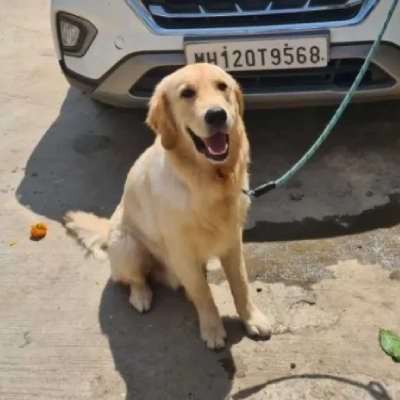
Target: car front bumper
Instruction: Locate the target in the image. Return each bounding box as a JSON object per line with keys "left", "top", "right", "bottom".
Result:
{"left": 52, "top": 0, "right": 400, "bottom": 108}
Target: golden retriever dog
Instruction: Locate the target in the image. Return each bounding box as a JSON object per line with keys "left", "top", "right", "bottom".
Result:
{"left": 64, "top": 63, "right": 271, "bottom": 349}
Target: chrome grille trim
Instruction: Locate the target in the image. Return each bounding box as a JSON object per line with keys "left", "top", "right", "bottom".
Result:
{"left": 148, "top": 0, "right": 364, "bottom": 20}
{"left": 126, "top": 0, "right": 380, "bottom": 35}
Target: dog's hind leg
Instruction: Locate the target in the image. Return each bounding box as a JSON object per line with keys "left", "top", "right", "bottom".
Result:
{"left": 108, "top": 228, "right": 153, "bottom": 313}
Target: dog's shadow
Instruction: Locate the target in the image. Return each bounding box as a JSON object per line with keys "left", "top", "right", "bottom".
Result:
{"left": 99, "top": 280, "right": 246, "bottom": 400}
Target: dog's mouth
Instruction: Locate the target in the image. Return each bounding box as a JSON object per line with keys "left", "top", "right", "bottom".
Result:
{"left": 187, "top": 128, "right": 229, "bottom": 162}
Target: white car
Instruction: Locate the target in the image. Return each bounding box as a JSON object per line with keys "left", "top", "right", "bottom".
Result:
{"left": 50, "top": 0, "right": 400, "bottom": 108}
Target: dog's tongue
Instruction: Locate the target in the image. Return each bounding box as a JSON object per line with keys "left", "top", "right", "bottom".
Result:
{"left": 204, "top": 133, "right": 228, "bottom": 155}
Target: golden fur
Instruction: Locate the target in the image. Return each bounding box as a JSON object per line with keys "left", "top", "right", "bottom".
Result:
{"left": 64, "top": 63, "right": 271, "bottom": 349}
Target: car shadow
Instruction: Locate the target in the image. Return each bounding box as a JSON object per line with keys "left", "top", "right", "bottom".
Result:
{"left": 16, "top": 89, "right": 400, "bottom": 241}
{"left": 16, "top": 88, "right": 152, "bottom": 221}
{"left": 242, "top": 99, "right": 400, "bottom": 242}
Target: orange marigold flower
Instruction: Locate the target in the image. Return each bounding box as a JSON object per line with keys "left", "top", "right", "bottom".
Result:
{"left": 30, "top": 222, "right": 48, "bottom": 240}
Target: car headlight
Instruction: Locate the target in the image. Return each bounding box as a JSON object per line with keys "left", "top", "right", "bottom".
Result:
{"left": 57, "top": 12, "right": 97, "bottom": 57}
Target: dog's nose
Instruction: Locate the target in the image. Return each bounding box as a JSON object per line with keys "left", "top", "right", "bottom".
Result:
{"left": 204, "top": 107, "right": 227, "bottom": 126}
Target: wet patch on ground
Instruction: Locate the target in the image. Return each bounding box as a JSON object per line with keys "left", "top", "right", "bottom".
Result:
{"left": 208, "top": 207, "right": 400, "bottom": 289}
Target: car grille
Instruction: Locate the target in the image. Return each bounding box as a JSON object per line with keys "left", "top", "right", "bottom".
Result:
{"left": 138, "top": 0, "right": 374, "bottom": 29}
{"left": 129, "top": 59, "right": 394, "bottom": 98}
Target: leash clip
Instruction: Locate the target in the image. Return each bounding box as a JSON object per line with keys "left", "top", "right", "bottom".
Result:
{"left": 242, "top": 182, "right": 277, "bottom": 198}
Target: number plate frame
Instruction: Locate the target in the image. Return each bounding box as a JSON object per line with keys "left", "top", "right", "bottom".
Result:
{"left": 184, "top": 31, "right": 330, "bottom": 72}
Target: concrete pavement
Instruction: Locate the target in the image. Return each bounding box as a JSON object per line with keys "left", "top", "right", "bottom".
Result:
{"left": 1, "top": 1, "right": 400, "bottom": 399}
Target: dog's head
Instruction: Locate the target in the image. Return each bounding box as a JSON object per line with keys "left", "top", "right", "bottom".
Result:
{"left": 146, "top": 63, "right": 244, "bottom": 165}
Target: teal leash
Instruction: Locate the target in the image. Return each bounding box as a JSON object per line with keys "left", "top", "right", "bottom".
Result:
{"left": 244, "top": 0, "right": 399, "bottom": 199}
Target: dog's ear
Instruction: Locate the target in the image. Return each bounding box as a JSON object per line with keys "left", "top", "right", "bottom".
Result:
{"left": 146, "top": 84, "right": 178, "bottom": 150}
{"left": 233, "top": 81, "right": 244, "bottom": 118}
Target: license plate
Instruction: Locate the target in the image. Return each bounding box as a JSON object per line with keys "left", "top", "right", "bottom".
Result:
{"left": 184, "top": 35, "right": 329, "bottom": 71}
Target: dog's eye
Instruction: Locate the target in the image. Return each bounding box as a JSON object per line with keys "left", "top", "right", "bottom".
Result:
{"left": 181, "top": 88, "right": 196, "bottom": 99}
{"left": 217, "top": 82, "right": 228, "bottom": 91}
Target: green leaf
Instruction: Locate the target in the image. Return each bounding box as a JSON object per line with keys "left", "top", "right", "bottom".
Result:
{"left": 378, "top": 329, "right": 400, "bottom": 363}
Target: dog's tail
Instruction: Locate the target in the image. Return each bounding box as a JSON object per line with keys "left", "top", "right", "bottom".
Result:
{"left": 63, "top": 211, "right": 110, "bottom": 259}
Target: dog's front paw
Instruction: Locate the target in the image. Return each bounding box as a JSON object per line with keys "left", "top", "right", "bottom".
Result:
{"left": 200, "top": 317, "right": 227, "bottom": 350}
{"left": 129, "top": 284, "right": 153, "bottom": 313}
{"left": 243, "top": 306, "right": 272, "bottom": 339}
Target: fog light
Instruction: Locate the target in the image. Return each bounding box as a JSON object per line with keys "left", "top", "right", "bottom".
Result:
{"left": 60, "top": 20, "right": 81, "bottom": 48}
{"left": 57, "top": 13, "right": 97, "bottom": 58}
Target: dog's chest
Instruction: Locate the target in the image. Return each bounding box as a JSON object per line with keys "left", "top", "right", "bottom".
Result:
{"left": 180, "top": 194, "right": 247, "bottom": 257}
{"left": 142, "top": 152, "right": 248, "bottom": 257}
